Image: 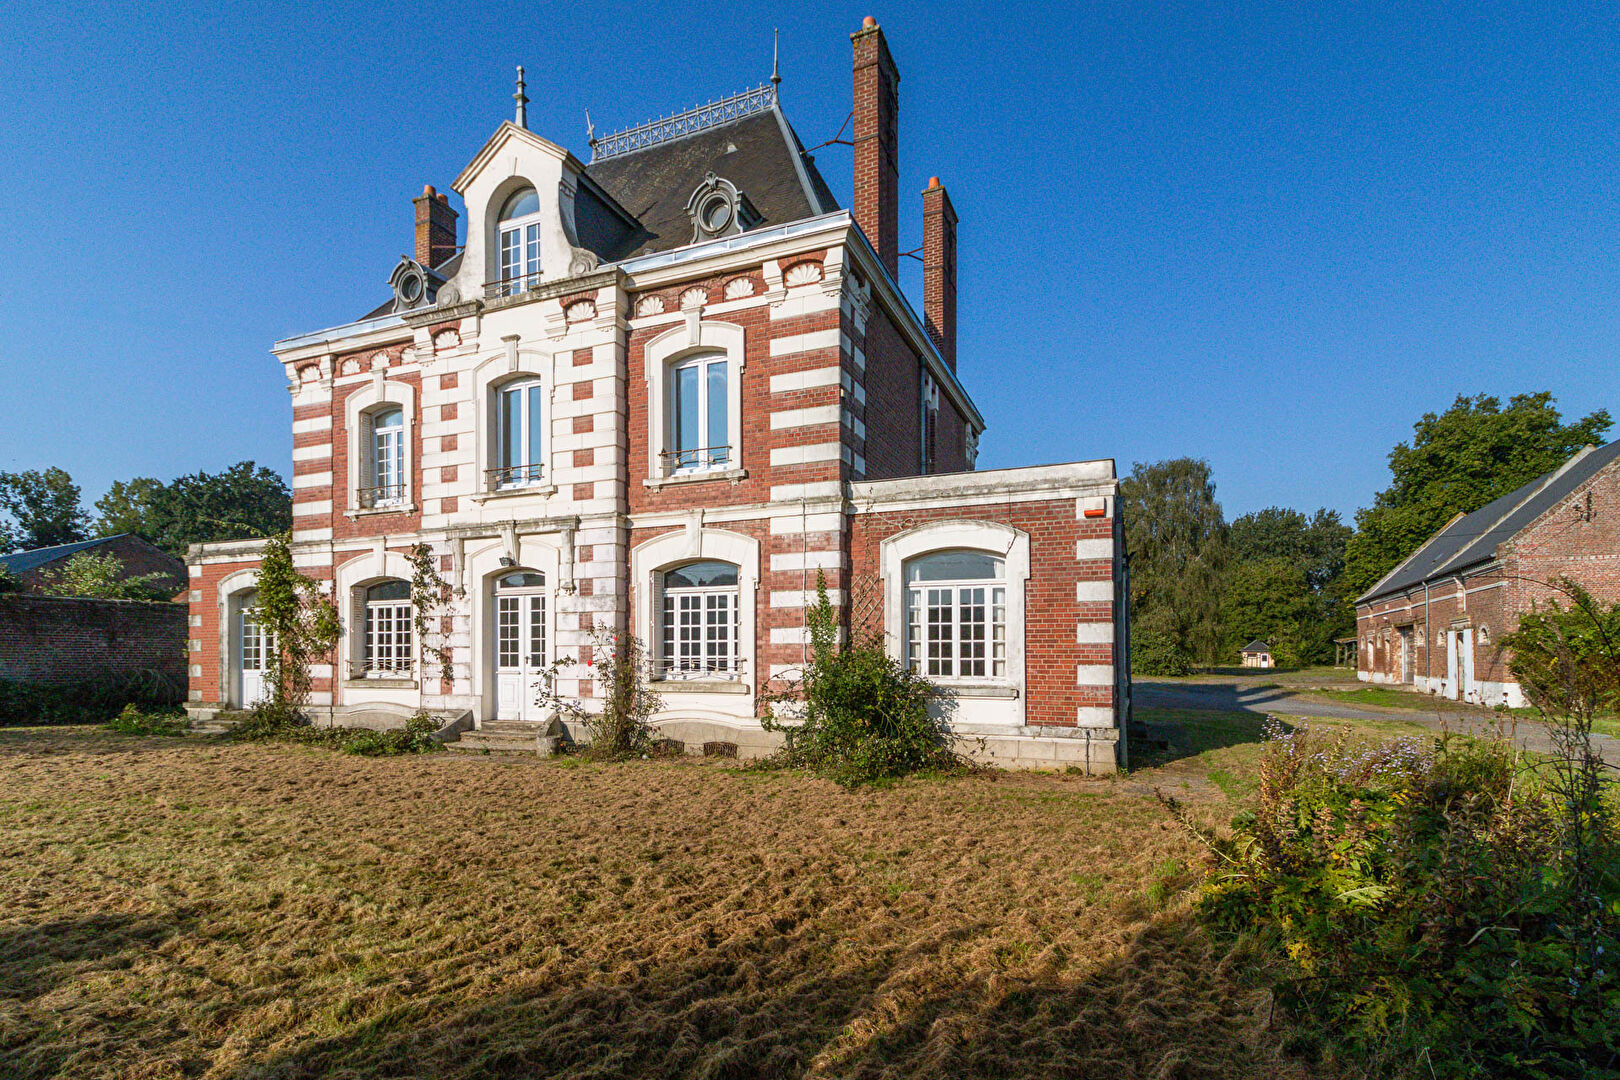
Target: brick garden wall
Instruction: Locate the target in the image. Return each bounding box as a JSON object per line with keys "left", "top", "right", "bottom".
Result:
{"left": 0, "top": 595, "right": 186, "bottom": 689}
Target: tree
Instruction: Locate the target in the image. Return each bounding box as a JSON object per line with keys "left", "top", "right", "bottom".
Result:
{"left": 1344, "top": 393, "right": 1611, "bottom": 597}
{"left": 38, "top": 552, "right": 172, "bottom": 601}
{"left": 94, "top": 462, "right": 291, "bottom": 556}
{"left": 0, "top": 467, "right": 89, "bottom": 552}
{"left": 1227, "top": 507, "right": 1354, "bottom": 664}
{"left": 1120, "top": 458, "right": 1228, "bottom": 666}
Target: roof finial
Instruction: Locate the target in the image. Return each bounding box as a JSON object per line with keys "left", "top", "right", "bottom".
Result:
{"left": 585, "top": 108, "right": 596, "bottom": 149}
{"left": 514, "top": 65, "right": 529, "bottom": 129}
{"left": 771, "top": 28, "right": 781, "bottom": 87}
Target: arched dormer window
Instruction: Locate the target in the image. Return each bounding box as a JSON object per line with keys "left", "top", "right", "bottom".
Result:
{"left": 498, "top": 187, "right": 542, "bottom": 296}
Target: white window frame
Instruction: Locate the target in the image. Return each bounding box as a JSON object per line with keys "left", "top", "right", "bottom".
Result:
{"left": 343, "top": 377, "right": 416, "bottom": 514}
{"left": 880, "top": 521, "right": 1031, "bottom": 728}
{"left": 493, "top": 376, "right": 546, "bottom": 489}
{"left": 630, "top": 528, "right": 759, "bottom": 692}
{"left": 497, "top": 189, "right": 544, "bottom": 296}
{"left": 361, "top": 581, "right": 413, "bottom": 677}
{"left": 659, "top": 563, "right": 741, "bottom": 680}
{"left": 668, "top": 353, "right": 731, "bottom": 474}
{"left": 904, "top": 555, "right": 1007, "bottom": 681}
{"left": 369, "top": 407, "right": 406, "bottom": 507}
{"left": 642, "top": 321, "right": 745, "bottom": 481}
{"left": 494, "top": 571, "right": 548, "bottom": 670}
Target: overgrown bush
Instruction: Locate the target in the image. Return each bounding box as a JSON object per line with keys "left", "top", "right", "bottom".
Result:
{"left": 232, "top": 702, "right": 443, "bottom": 756}
{"left": 762, "top": 574, "right": 964, "bottom": 787}
{"left": 1131, "top": 627, "right": 1196, "bottom": 676}
{"left": 536, "top": 628, "right": 663, "bottom": 761}
{"left": 104, "top": 702, "right": 188, "bottom": 737}
{"left": 0, "top": 669, "right": 184, "bottom": 726}
{"left": 1179, "top": 721, "right": 1619, "bottom": 1077}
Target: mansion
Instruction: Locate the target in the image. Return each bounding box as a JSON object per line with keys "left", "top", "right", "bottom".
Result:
{"left": 185, "top": 19, "right": 1130, "bottom": 771}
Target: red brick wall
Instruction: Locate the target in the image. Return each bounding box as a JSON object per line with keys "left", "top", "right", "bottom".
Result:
{"left": 854, "top": 298, "right": 971, "bottom": 479}
{"left": 0, "top": 595, "right": 186, "bottom": 690}
{"left": 15, "top": 535, "right": 187, "bottom": 597}
{"left": 848, "top": 500, "right": 1115, "bottom": 729}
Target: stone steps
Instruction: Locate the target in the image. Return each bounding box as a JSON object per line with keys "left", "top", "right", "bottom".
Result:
{"left": 446, "top": 723, "right": 559, "bottom": 755}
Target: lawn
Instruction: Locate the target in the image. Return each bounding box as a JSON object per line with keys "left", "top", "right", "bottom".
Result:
{"left": 0, "top": 721, "right": 1373, "bottom": 1080}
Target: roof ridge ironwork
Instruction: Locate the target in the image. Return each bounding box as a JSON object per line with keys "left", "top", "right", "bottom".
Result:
{"left": 589, "top": 83, "right": 778, "bottom": 162}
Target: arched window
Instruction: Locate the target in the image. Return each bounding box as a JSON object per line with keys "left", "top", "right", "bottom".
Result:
{"left": 904, "top": 550, "right": 1006, "bottom": 679}
{"left": 660, "top": 560, "right": 740, "bottom": 679}
{"left": 667, "top": 351, "right": 729, "bottom": 473}
{"left": 498, "top": 187, "right": 542, "bottom": 296}
{"left": 492, "top": 377, "right": 544, "bottom": 488}
{"left": 364, "top": 407, "right": 405, "bottom": 507}
{"left": 362, "top": 579, "right": 413, "bottom": 676}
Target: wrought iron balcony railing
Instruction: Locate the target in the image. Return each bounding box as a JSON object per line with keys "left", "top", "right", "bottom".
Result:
{"left": 487, "top": 464, "right": 545, "bottom": 490}
{"left": 654, "top": 656, "right": 745, "bottom": 681}
{"left": 357, "top": 484, "right": 407, "bottom": 509}
{"left": 660, "top": 446, "right": 732, "bottom": 473}
{"left": 485, "top": 272, "right": 544, "bottom": 299}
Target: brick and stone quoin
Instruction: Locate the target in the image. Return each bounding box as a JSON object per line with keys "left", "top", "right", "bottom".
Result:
{"left": 186, "top": 18, "right": 1132, "bottom": 771}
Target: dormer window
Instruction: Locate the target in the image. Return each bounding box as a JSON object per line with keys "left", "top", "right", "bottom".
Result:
{"left": 684, "top": 173, "right": 761, "bottom": 244}
{"left": 498, "top": 187, "right": 542, "bottom": 296}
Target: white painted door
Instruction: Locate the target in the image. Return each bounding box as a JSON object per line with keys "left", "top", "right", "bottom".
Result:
{"left": 494, "top": 575, "right": 547, "bottom": 722}
{"left": 1445, "top": 631, "right": 1460, "bottom": 700}
{"left": 1460, "top": 628, "right": 1476, "bottom": 703}
{"left": 238, "top": 606, "right": 274, "bottom": 707}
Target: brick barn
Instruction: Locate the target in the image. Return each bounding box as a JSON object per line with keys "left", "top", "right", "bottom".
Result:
{"left": 185, "top": 19, "right": 1131, "bottom": 771}
{"left": 1355, "top": 439, "right": 1620, "bottom": 707}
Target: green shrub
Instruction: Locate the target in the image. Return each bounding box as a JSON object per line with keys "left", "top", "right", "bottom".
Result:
{"left": 762, "top": 574, "right": 965, "bottom": 787}
{"left": 0, "top": 669, "right": 184, "bottom": 726}
{"left": 1182, "top": 721, "right": 1619, "bottom": 1076}
{"left": 1131, "top": 627, "right": 1196, "bottom": 676}
{"left": 232, "top": 702, "right": 443, "bottom": 756}
{"left": 104, "top": 703, "right": 188, "bottom": 737}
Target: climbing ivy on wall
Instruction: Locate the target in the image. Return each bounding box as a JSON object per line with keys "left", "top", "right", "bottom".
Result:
{"left": 255, "top": 534, "right": 341, "bottom": 709}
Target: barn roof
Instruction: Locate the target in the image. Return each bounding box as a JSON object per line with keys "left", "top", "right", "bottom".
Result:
{"left": 1357, "top": 438, "right": 1620, "bottom": 605}
{"left": 0, "top": 535, "right": 130, "bottom": 574}
{"left": 1240, "top": 640, "right": 1271, "bottom": 654}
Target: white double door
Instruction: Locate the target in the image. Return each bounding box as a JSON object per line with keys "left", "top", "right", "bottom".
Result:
{"left": 238, "top": 606, "right": 275, "bottom": 707}
{"left": 494, "top": 591, "right": 548, "bottom": 722}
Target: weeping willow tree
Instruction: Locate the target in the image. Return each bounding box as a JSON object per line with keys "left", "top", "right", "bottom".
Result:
{"left": 1120, "top": 458, "right": 1228, "bottom": 669}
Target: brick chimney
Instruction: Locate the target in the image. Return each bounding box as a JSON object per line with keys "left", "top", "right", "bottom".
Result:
{"left": 922, "top": 177, "right": 957, "bottom": 369}
{"left": 413, "top": 184, "right": 459, "bottom": 270}
{"left": 851, "top": 16, "right": 900, "bottom": 278}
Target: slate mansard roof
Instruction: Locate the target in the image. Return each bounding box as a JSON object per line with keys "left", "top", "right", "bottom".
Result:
{"left": 582, "top": 104, "right": 839, "bottom": 260}
{"left": 1358, "top": 439, "right": 1620, "bottom": 605}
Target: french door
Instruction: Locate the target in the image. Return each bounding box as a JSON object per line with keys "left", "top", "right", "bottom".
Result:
{"left": 494, "top": 577, "right": 547, "bottom": 721}
{"left": 238, "top": 605, "right": 275, "bottom": 707}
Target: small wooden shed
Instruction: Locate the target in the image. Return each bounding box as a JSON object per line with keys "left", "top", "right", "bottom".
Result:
{"left": 1239, "top": 640, "right": 1274, "bottom": 669}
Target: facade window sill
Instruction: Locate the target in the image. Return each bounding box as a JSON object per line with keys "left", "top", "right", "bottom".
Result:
{"left": 643, "top": 468, "right": 748, "bottom": 491}
{"left": 469, "top": 484, "right": 557, "bottom": 504}
{"left": 346, "top": 503, "right": 417, "bottom": 520}
{"left": 343, "top": 676, "right": 418, "bottom": 690}
{"left": 654, "top": 679, "right": 751, "bottom": 695}
{"left": 936, "top": 683, "right": 1020, "bottom": 700}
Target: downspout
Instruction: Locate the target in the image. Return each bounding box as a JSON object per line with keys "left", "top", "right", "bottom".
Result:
{"left": 1423, "top": 580, "right": 1430, "bottom": 690}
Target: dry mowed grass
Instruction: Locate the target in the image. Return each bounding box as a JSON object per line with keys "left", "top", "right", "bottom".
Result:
{"left": 1, "top": 725, "right": 1323, "bottom": 1080}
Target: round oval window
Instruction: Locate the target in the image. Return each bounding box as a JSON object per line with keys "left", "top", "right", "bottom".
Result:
{"left": 701, "top": 194, "right": 732, "bottom": 233}
{"left": 399, "top": 272, "right": 423, "bottom": 303}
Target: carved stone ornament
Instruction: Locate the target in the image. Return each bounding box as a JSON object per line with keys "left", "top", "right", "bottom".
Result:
{"left": 565, "top": 299, "right": 597, "bottom": 322}
{"left": 783, "top": 261, "right": 823, "bottom": 287}
{"left": 568, "top": 246, "right": 600, "bottom": 277}
{"left": 433, "top": 328, "right": 461, "bottom": 351}
{"left": 434, "top": 282, "right": 462, "bottom": 308}
{"left": 340, "top": 357, "right": 362, "bottom": 376}
{"left": 723, "top": 277, "right": 756, "bottom": 300}
{"left": 636, "top": 295, "right": 666, "bottom": 317}
{"left": 679, "top": 287, "right": 708, "bottom": 311}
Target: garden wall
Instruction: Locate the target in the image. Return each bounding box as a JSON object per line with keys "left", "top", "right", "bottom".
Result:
{"left": 0, "top": 595, "right": 186, "bottom": 688}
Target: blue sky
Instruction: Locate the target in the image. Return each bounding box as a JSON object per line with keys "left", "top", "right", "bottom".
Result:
{"left": 1, "top": 1, "right": 1615, "bottom": 524}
